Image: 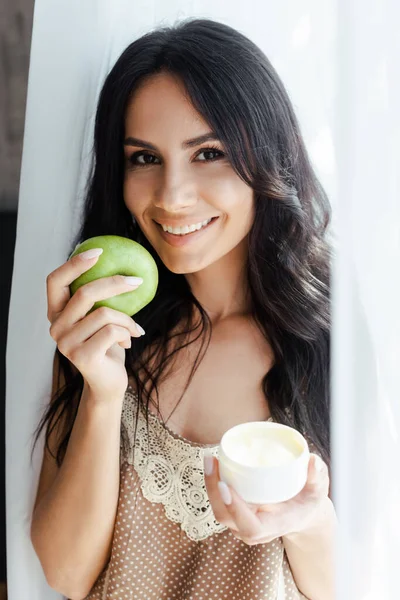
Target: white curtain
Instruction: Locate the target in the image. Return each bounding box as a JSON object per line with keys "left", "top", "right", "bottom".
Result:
{"left": 331, "top": 1, "right": 400, "bottom": 598}
{"left": 6, "top": 1, "right": 399, "bottom": 599}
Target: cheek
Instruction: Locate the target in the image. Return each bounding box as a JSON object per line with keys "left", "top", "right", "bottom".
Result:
{"left": 214, "top": 188, "right": 255, "bottom": 230}
{"left": 123, "top": 176, "right": 150, "bottom": 218}
{"left": 225, "top": 198, "right": 255, "bottom": 244}
{"left": 202, "top": 167, "right": 237, "bottom": 192}
{"left": 202, "top": 169, "right": 253, "bottom": 209}
{"left": 240, "top": 199, "right": 255, "bottom": 228}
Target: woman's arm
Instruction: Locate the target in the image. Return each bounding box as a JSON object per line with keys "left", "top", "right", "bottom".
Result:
{"left": 205, "top": 453, "right": 335, "bottom": 599}
{"left": 282, "top": 497, "right": 337, "bottom": 600}
{"left": 31, "top": 362, "right": 124, "bottom": 600}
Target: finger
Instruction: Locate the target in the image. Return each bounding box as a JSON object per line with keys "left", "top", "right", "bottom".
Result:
{"left": 49, "top": 275, "right": 143, "bottom": 338}
{"left": 308, "top": 454, "right": 329, "bottom": 486}
{"left": 56, "top": 309, "right": 141, "bottom": 358}
{"left": 47, "top": 248, "right": 104, "bottom": 322}
{"left": 68, "top": 274, "right": 143, "bottom": 321}
{"left": 67, "top": 323, "right": 132, "bottom": 366}
{"left": 203, "top": 455, "right": 238, "bottom": 531}
{"left": 53, "top": 306, "right": 143, "bottom": 354}
{"left": 296, "top": 454, "right": 330, "bottom": 501}
{"left": 219, "top": 482, "right": 263, "bottom": 541}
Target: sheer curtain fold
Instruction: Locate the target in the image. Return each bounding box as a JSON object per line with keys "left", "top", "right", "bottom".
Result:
{"left": 6, "top": 1, "right": 399, "bottom": 599}
{"left": 332, "top": 1, "right": 400, "bottom": 598}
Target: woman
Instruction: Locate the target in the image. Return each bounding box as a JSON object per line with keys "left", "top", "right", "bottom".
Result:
{"left": 30, "top": 18, "right": 336, "bottom": 600}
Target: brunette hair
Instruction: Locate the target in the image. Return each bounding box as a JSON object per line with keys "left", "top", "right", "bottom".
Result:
{"left": 32, "top": 18, "right": 333, "bottom": 470}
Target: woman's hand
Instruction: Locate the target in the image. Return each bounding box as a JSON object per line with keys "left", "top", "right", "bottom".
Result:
{"left": 47, "top": 248, "right": 145, "bottom": 402}
{"left": 203, "top": 453, "right": 330, "bottom": 545}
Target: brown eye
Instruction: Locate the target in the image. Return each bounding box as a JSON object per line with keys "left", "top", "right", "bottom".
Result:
{"left": 128, "top": 152, "right": 160, "bottom": 166}
{"left": 196, "top": 148, "right": 225, "bottom": 161}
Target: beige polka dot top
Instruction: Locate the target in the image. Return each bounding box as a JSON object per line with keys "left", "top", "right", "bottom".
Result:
{"left": 83, "top": 386, "right": 309, "bottom": 600}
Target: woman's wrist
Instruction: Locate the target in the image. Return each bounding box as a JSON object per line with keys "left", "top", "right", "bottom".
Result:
{"left": 82, "top": 380, "right": 126, "bottom": 412}
{"left": 283, "top": 496, "right": 337, "bottom": 543}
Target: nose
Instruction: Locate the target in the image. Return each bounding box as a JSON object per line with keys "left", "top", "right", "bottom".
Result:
{"left": 153, "top": 171, "right": 197, "bottom": 213}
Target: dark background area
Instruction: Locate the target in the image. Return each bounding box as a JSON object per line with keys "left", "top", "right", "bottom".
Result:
{"left": 1, "top": 1, "right": 35, "bottom": 597}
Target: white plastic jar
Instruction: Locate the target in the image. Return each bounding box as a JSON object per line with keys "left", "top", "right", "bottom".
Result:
{"left": 217, "top": 421, "right": 310, "bottom": 504}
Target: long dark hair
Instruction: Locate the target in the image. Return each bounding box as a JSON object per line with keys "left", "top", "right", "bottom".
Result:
{"left": 32, "top": 18, "right": 333, "bottom": 470}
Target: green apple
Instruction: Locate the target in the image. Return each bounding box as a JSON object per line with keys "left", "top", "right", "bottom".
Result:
{"left": 69, "top": 235, "right": 158, "bottom": 316}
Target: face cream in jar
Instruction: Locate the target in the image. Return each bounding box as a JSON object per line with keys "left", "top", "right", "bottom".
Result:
{"left": 217, "top": 421, "right": 310, "bottom": 504}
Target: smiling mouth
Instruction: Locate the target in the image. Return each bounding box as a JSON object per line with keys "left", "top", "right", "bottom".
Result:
{"left": 155, "top": 217, "right": 219, "bottom": 237}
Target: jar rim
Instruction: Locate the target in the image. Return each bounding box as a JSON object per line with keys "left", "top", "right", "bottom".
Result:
{"left": 219, "top": 421, "right": 309, "bottom": 472}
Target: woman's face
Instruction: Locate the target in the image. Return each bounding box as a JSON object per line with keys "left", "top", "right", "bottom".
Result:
{"left": 123, "top": 72, "right": 255, "bottom": 274}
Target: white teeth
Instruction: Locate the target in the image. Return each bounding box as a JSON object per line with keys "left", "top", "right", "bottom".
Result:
{"left": 161, "top": 218, "right": 213, "bottom": 235}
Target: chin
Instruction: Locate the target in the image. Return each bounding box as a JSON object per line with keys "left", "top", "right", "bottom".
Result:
{"left": 160, "top": 254, "right": 210, "bottom": 275}
{"left": 164, "top": 261, "right": 207, "bottom": 276}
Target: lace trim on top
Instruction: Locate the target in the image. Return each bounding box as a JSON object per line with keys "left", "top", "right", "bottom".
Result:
{"left": 120, "top": 387, "right": 273, "bottom": 542}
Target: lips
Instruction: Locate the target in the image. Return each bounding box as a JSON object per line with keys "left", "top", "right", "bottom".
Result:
{"left": 155, "top": 216, "right": 219, "bottom": 247}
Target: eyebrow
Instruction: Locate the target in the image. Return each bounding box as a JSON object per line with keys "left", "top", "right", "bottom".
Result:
{"left": 123, "top": 132, "right": 220, "bottom": 151}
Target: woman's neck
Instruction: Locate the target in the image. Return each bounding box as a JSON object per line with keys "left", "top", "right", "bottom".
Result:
{"left": 184, "top": 238, "right": 251, "bottom": 324}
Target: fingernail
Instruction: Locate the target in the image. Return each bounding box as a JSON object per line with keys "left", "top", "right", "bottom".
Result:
{"left": 136, "top": 323, "right": 145, "bottom": 336}
{"left": 124, "top": 276, "right": 143, "bottom": 286}
{"left": 204, "top": 456, "right": 214, "bottom": 476}
{"left": 79, "top": 248, "right": 103, "bottom": 260}
{"left": 218, "top": 481, "right": 232, "bottom": 505}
